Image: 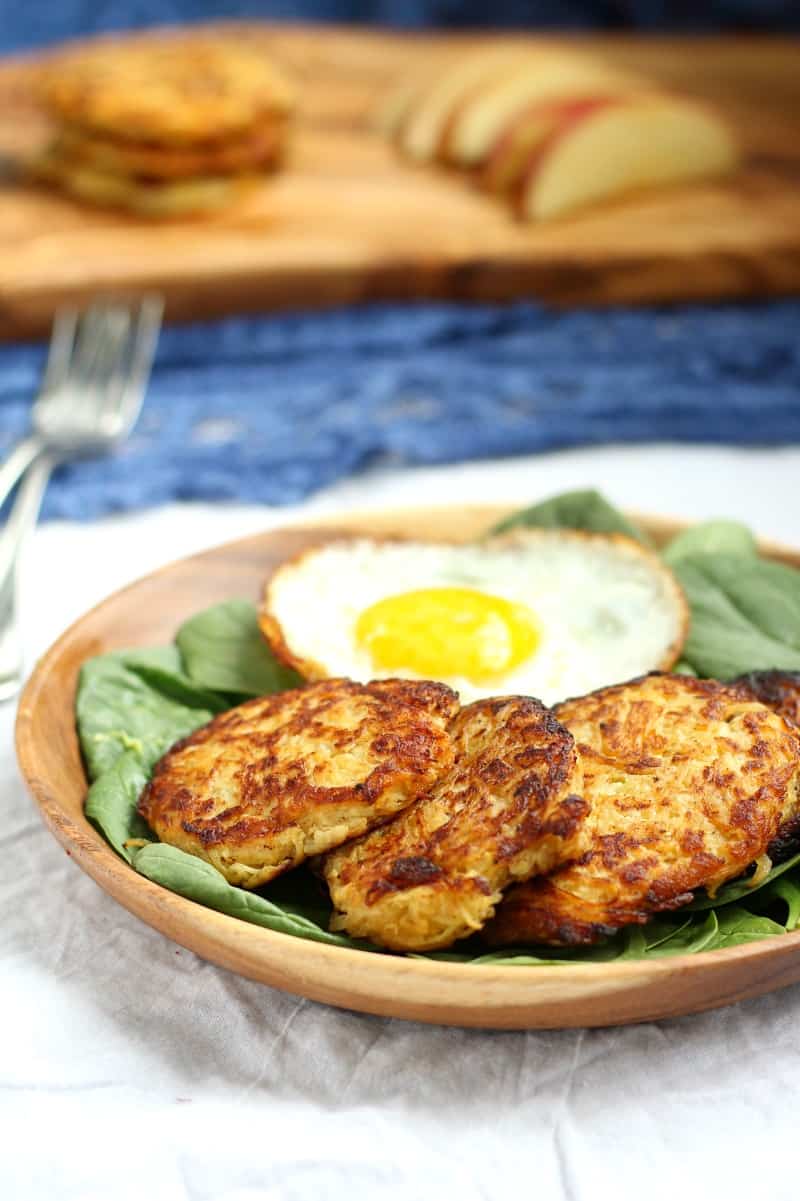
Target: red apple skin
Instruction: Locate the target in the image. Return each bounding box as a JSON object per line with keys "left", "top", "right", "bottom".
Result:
{"left": 515, "top": 95, "right": 739, "bottom": 221}
{"left": 480, "top": 111, "right": 556, "bottom": 193}
{"left": 481, "top": 95, "right": 628, "bottom": 194}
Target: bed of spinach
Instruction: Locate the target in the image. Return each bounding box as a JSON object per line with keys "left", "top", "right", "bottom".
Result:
{"left": 77, "top": 491, "right": 800, "bottom": 964}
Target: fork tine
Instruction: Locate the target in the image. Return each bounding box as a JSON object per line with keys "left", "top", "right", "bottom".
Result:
{"left": 111, "top": 295, "right": 163, "bottom": 431}
{"left": 70, "top": 304, "right": 109, "bottom": 385}
{"left": 83, "top": 296, "right": 162, "bottom": 441}
{"left": 70, "top": 304, "right": 135, "bottom": 425}
{"left": 90, "top": 306, "right": 133, "bottom": 395}
{"left": 40, "top": 308, "right": 79, "bottom": 395}
{"left": 72, "top": 303, "right": 132, "bottom": 391}
{"left": 35, "top": 297, "right": 161, "bottom": 450}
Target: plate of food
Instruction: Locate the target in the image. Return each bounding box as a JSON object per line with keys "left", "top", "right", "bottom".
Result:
{"left": 16, "top": 491, "right": 800, "bottom": 1028}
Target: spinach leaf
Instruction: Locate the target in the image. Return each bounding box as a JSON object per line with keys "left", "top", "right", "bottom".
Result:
{"left": 435, "top": 912, "right": 722, "bottom": 965}
{"left": 663, "top": 520, "right": 757, "bottom": 565}
{"left": 84, "top": 750, "right": 152, "bottom": 863}
{"left": 490, "top": 488, "right": 651, "bottom": 546}
{"left": 129, "top": 664, "right": 226, "bottom": 713}
{"left": 132, "top": 843, "right": 374, "bottom": 951}
{"left": 436, "top": 943, "right": 625, "bottom": 965}
{"left": 176, "top": 599, "right": 302, "bottom": 697}
{"left": 673, "top": 554, "right": 800, "bottom": 678}
{"left": 703, "top": 907, "right": 786, "bottom": 949}
{"left": 635, "top": 911, "right": 721, "bottom": 958}
{"left": 264, "top": 866, "right": 338, "bottom": 929}
{"left": 450, "top": 951, "right": 598, "bottom": 966}
{"left": 446, "top": 904, "right": 783, "bottom": 965}
{"left": 77, "top": 649, "right": 218, "bottom": 781}
{"left": 687, "top": 848, "right": 800, "bottom": 911}
{"left": 715, "top": 557, "right": 800, "bottom": 651}
{"left": 759, "top": 876, "right": 800, "bottom": 932}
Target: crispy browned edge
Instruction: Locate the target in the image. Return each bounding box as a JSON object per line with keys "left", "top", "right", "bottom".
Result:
{"left": 733, "top": 670, "right": 800, "bottom": 862}
{"left": 138, "top": 677, "right": 459, "bottom": 864}
{"left": 257, "top": 527, "right": 691, "bottom": 681}
{"left": 53, "top": 115, "right": 290, "bottom": 180}
{"left": 323, "top": 695, "right": 587, "bottom": 951}
{"left": 486, "top": 673, "right": 800, "bottom": 946}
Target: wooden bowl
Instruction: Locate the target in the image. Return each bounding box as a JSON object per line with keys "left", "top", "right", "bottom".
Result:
{"left": 16, "top": 505, "right": 800, "bottom": 1029}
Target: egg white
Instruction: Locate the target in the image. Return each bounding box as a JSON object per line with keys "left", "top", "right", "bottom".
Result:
{"left": 263, "top": 531, "right": 686, "bottom": 705}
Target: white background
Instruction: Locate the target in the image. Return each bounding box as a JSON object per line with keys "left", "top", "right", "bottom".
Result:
{"left": 5, "top": 444, "right": 800, "bottom": 1201}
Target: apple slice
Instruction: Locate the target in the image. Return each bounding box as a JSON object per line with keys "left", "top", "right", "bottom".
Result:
{"left": 516, "top": 96, "right": 740, "bottom": 221}
{"left": 481, "top": 95, "right": 621, "bottom": 193}
{"left": 372, "top": 58, "right": 450, "bottom": 138}
{"left": 442, "top": 57, "right": 644, "bottom": 167}
{"left": 398, "top": 47, "right": 535, "bottom": 162}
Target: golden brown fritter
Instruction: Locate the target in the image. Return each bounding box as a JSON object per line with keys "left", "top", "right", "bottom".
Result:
{"left": 734, "top": 670, "right": 800, "bottom": 730}
{"left": 55, "top": 120, "right": 287, "bottom": 181}
{"left": 38, "top": 33, "right": 294, "bottom": 146}
{"left": 322, "top": 696, "right": 588, "bottom": 952}
{"left": 486, "top": 674, "right": 800, "bottom": 947}
{"left": 734, "top": 670, "right": 800, "bottom": 861}
{"left": 27, "top": 150, "right": 246, "bottom": 216}
{"left": 138, "top": 678, "right": 459, "bottom": 889}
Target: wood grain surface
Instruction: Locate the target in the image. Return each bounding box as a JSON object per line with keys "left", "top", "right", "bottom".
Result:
{"left": 15, "top": 504, "right": 800, "bottom": 1029}
{"left": 0, "top": 25, "right": 799, "bottom": 338}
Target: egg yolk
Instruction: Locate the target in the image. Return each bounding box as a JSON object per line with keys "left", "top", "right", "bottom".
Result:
{"left": 355, "top": 587, "right": 540, "bottom": 685}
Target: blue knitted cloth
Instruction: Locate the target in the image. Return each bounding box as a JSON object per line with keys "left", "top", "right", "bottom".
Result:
{"left": 1, "top": 300, "right": 798, "bottom": 520}
{"left": 9, "top": 1, "right": 800, "bottom": 53}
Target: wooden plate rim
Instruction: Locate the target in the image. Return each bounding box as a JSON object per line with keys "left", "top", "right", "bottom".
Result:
{"left": 15, "top": 504, "right": 800, "bottom": 1027}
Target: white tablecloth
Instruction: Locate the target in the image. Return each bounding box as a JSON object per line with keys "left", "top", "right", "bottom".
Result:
{"left": 5, "top": 444, "right": 800, "bottom": 1201}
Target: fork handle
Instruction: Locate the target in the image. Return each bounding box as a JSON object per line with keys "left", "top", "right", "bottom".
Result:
{"left": 0, "top": 453, "right": 55, "bottom": 701}
{"left": 0, "top": 436, "right": 44, "bottom": 512}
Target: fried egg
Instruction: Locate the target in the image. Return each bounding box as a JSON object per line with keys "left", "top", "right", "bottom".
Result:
{"left": 259, "top": 529, "right": 688, "bottom": 705}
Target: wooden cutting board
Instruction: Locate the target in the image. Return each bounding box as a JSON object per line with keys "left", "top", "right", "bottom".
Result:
{"left": 1, "top": 25, "right": 799, "bottom": 338}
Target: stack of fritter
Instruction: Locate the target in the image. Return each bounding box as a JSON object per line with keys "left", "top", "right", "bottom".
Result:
{"left": 487, "top": 672, "right": 800, "bottom": 947}
{"left": 30, "top": 32, "right": 294, "bottom": 216}
{"left": 139, "top": 668, "right": 800, "bottom": 953}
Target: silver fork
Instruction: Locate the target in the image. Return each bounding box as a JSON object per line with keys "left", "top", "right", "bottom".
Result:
{"left": 0, "top": 298, "right": 163, "bottom": 700}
